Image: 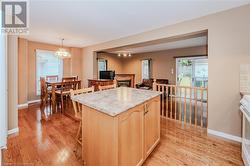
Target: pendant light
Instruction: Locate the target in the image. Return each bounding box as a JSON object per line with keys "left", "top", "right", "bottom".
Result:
{"left": 55, "top": 39, "right": 71, "bottom": 59}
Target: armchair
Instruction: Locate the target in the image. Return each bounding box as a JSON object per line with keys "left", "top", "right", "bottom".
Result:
{"left": 136, "top": 78, "right": 169, "bottom": 90}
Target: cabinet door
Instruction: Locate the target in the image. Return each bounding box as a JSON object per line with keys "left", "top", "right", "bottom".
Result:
{"left": 144, "top": 96, "right": 160, "bottom": 158}
{"left": 118, "top": 105, "right": 144, "bottom": 166}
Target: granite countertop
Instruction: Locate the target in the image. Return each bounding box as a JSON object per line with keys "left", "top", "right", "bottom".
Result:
{"left": 71, "top": 87, "right": 162, "bottom": 116}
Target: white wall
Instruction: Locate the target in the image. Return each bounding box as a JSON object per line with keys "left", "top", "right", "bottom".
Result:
{"left": 7, "top": 36, "right": 18, "bottom": 131}
{"left": 0, "top": 16, "right": 7, "bottom": 152}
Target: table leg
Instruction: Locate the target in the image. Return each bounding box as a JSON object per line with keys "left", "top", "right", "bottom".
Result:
{"left": 51, "top": 84, "right": 56, "bottom": 113}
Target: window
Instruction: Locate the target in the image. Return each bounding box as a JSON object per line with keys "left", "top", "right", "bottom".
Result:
{"left": 98, "top": 59, "right": 107, "bottom": 72}
{"left": 142, "top": 59, "right": 151, "bottom": 80}
{"left": 36, "top": 50, "right": 63, "bottom": 95}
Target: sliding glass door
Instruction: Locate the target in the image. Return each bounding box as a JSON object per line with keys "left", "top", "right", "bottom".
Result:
{"left": 176, "top": 57, "right": 208, "bottom": 88}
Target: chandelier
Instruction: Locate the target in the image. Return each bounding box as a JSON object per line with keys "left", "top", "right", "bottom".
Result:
{"left": 55, "top": 39, "right": 71, "bottom": 59}
{"left": 117, "top": 51, "right": 132, "bottom": 58}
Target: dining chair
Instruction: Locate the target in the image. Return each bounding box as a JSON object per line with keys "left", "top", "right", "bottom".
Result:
{"left": 46, "top": 75, "right": 59, "bottom": 92}
{"left": 70, "top": 86, "right": 94, "bottom": 146}
{"left": 46, "top": 75, "right": 58, "bottom": 82}
{"left": 98, "top": 82, "right": 117, "bottom": 91}
{"left": 62, "top": 76, "right": 78, "bottom": 82}
{"left": 40, "top": 77, "right": 48, "bottom": 104}
{"left": 55, "top": 80, "right": 81, "bottom": 112}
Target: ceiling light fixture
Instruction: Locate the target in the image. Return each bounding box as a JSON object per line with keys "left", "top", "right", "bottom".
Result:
{"left": 117, "top": 51, "right": 132, "bottom": 58}
{"left": 55, "top": 39, "right": 71, "bottom": 59}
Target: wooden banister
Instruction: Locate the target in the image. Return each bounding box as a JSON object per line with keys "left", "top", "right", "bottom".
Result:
{"left": 153, "top": 83, "right": 208, "bottom": 128}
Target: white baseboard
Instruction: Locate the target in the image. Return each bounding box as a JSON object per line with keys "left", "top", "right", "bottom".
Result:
{"left": 18, "top": 99, "right": 41, "bottom": 109}
{"left": 8, "top": 127, "right": 19, "bottom": 135}
{"left": 207, "top": 129, "right": 242, "bottom": 143}
{"left": 18, "top": 103, "right": 28, "bottom": 109}
{"left": 28, "top": 99, "right": 41, "bottom": 104}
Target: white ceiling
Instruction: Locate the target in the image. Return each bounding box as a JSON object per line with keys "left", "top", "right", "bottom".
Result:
{"left": 111, "top": 36, "right": 207, "bottom": 54}
{"left": 23, "top": 0, "right": 249, "bottom": 47}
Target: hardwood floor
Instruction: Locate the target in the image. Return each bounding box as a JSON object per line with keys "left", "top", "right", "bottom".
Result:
{"left": 3, "top": 103, "right": 83, "bottom": 166}
{"left": 2, "top": 103, "right": 243, "bottom": 166}
{"left": 144, "top": 118, "right": 243, "bottom": 166}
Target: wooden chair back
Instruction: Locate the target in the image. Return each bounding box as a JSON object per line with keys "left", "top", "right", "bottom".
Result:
{"left": 70, "top": 86, "right": 94, "bottom": 117}
{"left": 99, "top": 83, "right": 116, "bottom": 91}
{"left": 57, "top": 80, "right": 81, "bottom": 96}
{"left": 46, "top": 75, "right": 58, "bottom": 82}
{"left": 40, "top": 77, "right": 47, "bottom": 102}
{"left": 62, "top": 76, "right": 78, "bottom": 82}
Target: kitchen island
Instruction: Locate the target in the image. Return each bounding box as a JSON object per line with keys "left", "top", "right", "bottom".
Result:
{"left": 72, "top": 87, "right": 161, "bottom": 166}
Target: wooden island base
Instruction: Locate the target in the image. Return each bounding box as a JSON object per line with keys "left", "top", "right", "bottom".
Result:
{"left": 82, "top": 96, "right": 160, "bottom": 166}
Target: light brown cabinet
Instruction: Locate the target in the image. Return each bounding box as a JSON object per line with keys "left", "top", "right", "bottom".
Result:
{"left": 144, "top": 97, "right": 161, "bottom": 158}
{"left": 118, "top": 105, "right": 144, "bottom": 166}
{"left": 82, "top": 96, "right": 160, "bottom": 166}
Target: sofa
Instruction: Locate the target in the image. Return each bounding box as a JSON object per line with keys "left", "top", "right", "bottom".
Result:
{"left": 136, "top": 78, "right": 169, "bottom": 90}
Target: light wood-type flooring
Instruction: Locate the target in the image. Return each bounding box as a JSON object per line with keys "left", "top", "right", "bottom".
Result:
{"left": 2, "top": 103, "right": 243, "bottom": 166}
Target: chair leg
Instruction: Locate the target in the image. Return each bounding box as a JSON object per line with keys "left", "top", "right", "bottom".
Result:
{"left": 49, "top": 94, "right": 52, "bottom": 104}
{"left": 76, "top": 121, "right": 82, "bottom": 145}
{"left": 66, "top": 95, "right": 69, "bottom": 109}
{"left": 61, "top": 95, "right": 64, "bottom": 113}
{"left": 73, "top": 121, "right": 82, "bottom": 160}
{"left": 44, "top": 92, "right": 48, "bottom": 104}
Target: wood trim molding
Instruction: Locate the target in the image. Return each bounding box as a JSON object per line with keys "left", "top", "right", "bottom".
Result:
{"left": 207, "top": 129, "right": 242, "bottom": 143}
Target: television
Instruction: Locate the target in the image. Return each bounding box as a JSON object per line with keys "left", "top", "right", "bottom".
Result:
{"left": 99, "top": 70, "right": 115, "bottom": 80}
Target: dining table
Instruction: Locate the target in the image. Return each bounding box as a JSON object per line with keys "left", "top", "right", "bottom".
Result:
{"left": 46, "top": 79, "right": 81, "bottom": 113}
